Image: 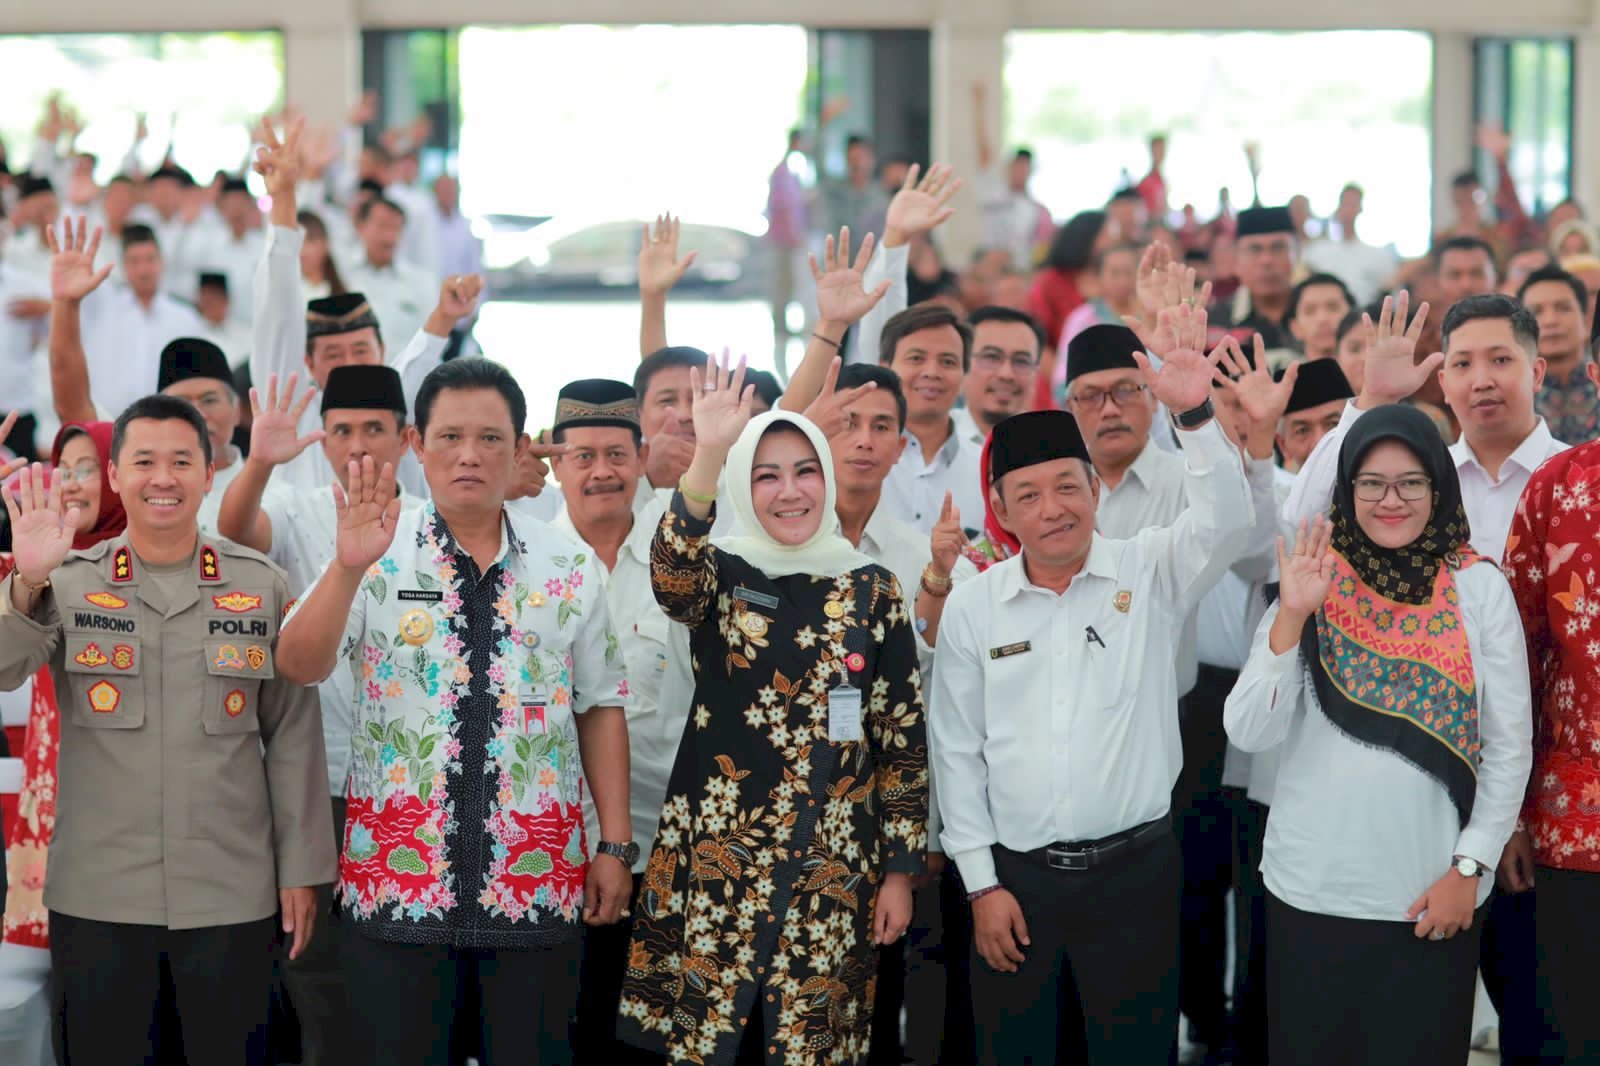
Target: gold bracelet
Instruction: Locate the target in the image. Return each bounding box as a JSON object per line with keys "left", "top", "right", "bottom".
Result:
{"left": 677, "top": 477, "right": 718, "bottom": 506}
{"left": 920, "top": 565, "right": 953, "bottom": 598}
{"left": 13, "top": 571, "right": 50, "bottom": 593}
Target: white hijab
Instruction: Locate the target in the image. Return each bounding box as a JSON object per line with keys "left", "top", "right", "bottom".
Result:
{"left": 713, "top": 411, "right": 873, "bottom": 579}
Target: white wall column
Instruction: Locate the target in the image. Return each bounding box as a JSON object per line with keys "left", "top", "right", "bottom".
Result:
{"left": 930, "top": 4, "right": 1008, "bottom": 263}
{"left": 1573, "top": 6, "right": 1600, "bottom": 213}
{"left": 1432, "top": 32, "right": 1475, "bottom": 235}
{"left": 282, "top": 1, "right": 362, "bottom": 130}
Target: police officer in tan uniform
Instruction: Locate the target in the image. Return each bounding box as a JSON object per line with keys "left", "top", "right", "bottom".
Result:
{"left": 0, "top": 394, "right": 335, "bottom": 1066}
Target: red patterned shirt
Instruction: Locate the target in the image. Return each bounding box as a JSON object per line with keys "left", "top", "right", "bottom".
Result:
{"left": 1504, "top": 441, "right": 1600, "bottom": 871}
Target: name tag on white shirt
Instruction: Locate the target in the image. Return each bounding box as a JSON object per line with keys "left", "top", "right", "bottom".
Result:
{"left": 828, "top": 685, "right": 863, "bottom": 743}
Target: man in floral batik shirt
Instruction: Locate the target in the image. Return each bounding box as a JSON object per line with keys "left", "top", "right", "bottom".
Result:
{"left": 277, "top": 358, "right": 633, "bottom": 1066}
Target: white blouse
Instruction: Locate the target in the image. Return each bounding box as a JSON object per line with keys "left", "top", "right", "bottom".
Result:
{"left": 1224, "top": 563, "right": 1532, "bottom": 921}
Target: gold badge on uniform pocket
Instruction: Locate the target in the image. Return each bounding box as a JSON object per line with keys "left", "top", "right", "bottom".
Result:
{"left": 738, "top": 612, "right": 769, "bottom": 640}
{"left": 399, "top": 608, "right": 434, "bottom": 646}
{"left": 1113, "top": 590, "right": 1132, "bottom": 613}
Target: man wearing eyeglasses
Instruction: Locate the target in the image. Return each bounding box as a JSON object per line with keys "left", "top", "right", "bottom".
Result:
{"left": 951, "top": 307, "right": 1047, "bottom": 447}
{"left": 1212, "top": 206, "right": 1300, "bottom": 351}
{"left": 1282, "top": 292, "right": 1568, "bottom": 1063}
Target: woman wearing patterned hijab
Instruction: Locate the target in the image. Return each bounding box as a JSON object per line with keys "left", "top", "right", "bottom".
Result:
{"left": 1224, "top": 404, "right": 1531, "bottom": 1066}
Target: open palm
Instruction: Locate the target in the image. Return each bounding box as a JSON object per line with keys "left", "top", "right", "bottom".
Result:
{"left": 249, "top": 373, "right": 324, "bottom": 466}
{"left": 3, "top": 464, "right": 74, "bottom": 583}
{"left": 690, "top": 352, "right": 756, "bottom": 454}
{"left": 1277, "top": 516, "right": 1336, "bottom": 617}
{"left": 885, "top": 163, "right": 960, "bottom": 241}
{"left": 333, "top": 457, "right": 401, "bottom": 571}
{"left": 638, "top": 214, "right": 697, "bottom": 296}
{"left": 1361, "top": 291, "right": 1440, "bottom": 404}
{"left": 1135, "top": 304, "right": 1223, "bottom": 413}
{"left": 811, "top": 227, "right": 889, "bottom": 327}
{"left": 47, "top": 218, "right": 111, "bottom": 302}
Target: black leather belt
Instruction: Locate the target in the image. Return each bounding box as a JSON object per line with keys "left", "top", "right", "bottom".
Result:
{"left": 1041, "top": 816, "right": 1169, "bottom": 872}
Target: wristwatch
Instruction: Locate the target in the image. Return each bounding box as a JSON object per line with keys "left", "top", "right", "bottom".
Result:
{"left": 598, "top": 840, "right": 640, "bottom": 868}
{"left": 1453, "top": 855, "right": 1485, "bottom": 878}
{"left": 1170, "top": 398, "right": 1215, "bottom": 430}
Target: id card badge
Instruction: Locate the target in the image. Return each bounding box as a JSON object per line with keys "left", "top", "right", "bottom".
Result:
{"left": 828, "top": 685, "right": 863, "bottom": 743}
{"left": 521, "top": 685, "right": 550, "bottom": 734}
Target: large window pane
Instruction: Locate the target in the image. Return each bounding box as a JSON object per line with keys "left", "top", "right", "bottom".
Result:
{"left": 1004, "top": 30, "right": 1433, "bottom": 256}
{"left": 0, "top": 33, "right": 282, "bottom": 183}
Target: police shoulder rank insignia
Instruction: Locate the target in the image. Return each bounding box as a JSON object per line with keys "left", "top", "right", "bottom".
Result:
{"left": 111, "top": 645, "right": 135, "bottom": 670}
{"left": 87, "top": 680, "right": 120, "bottom": 714}
{"left": 282, "top": 598, "right": 297, "bottom": 621}
{"left": 84, "top": 591, "right": 127, "bottom": 610}
{"left": 245, "top": 646, "right": 267, "bottom": 671}
{"left": 74, "top": 643, "right": 109, "bottom": 668}
{"left": 112, "top": 547, "right": 132, "bottom": 583}
{"left": 1113, "top": 590, "right": 1133, "bottom": 614}
{"left": 200, "top": 545, "right": 221, "bottom": 581}
{"left": 224, "top": 689, "right": 247, "bottom": 718}
{"left": 212, "top": 592, "right": 263, "bottom": 613}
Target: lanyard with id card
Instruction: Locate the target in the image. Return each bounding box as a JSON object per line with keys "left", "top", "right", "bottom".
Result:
{"left": 828, "top": 625, "right": 867, "bottom": 744}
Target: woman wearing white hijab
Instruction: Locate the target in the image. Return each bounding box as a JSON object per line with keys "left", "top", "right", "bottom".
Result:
{"left": 616, "top": 354, "right": 928, "bottom": 1066}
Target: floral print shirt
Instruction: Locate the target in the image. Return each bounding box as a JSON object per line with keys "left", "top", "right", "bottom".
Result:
{"left": 1535, "top": 362, "right": 1600, "bottom": 447}
{"left": 307, "top": 503, "right": 627, "bottom": 948}
{"left": 1505, "top": 442, "right": 1600, "bottom": 872}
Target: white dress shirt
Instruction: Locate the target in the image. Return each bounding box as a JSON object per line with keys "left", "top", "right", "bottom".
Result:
{"left": 881, "top": 422, "right": 985, "bottom": 537}
{"left": 847, "top": 242, "right": 908, "bottom": 367}
{"left": 187, "top": 226, "right": 266, "bottom": 322}
{"left": 1224, "top": 566, "right": 1532, "bottom": 920}
{"left": 950, "top": 406, "right": 986, "bottom": 449}
{"left": 79, "top": 285, "right": 203, "bottom": 418}
{"left": 261, "top": 484, "right": 426, "bottom": 795}
{"left": 1097, "top": 438, "right": 1278, "bottom": 693}
{"left": 1281, "top": 401, "right": 1569, "bottom": 562}
{"left": 252, "top": 225, "right": 443, "bottom": 498}
{"left": 387, "top": 182, "right": 441, "bottom": 275}
{"left": 930, "top": 419, "right": 1253, "bottom": 893}
{"left": 345, "top": 255, "right": 438, "bottom": 355}
{"left": 1303, "top": 238, "right": 1401, "bottom": 307}
{"left": 0, "top": 265, "right": 48, "bottom": 418}
{"left": 195, "top": 447, "right": 246, "bottom": 536}
{"left": 855, "top": 501, "right": 977, "bottom": 854}
{"left": 560, "top": 499, "right": 695, "bottom": 872}
{"left": 434, "top": 208, "right": 485, "bottom": 283}
{"left": 194, "top": 316, "right": 253, "bottom": 368}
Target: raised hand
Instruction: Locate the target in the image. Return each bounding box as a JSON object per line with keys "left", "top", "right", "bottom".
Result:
{"left": 248, "top": 373, "right": 325, "bottom": 467}
{"left": 637, "top": 214, "right": 698, "bottom": 298}
{"left": 510, "top": 433, "right": 570, "bottom": 500}
{"left": 253, "top": 115, "right": 304, "bottom": 203}
{"left": 802, "top": 356, "right": 878, "bottom": 440}
{"left": 810, "top": 227, "right": 891, "bottom": 330}
{"left": 1358, "top": 292, "right": 1440, "bottom": 407}
{"left": 689, "top": 351, "right": 756, "bottom": 457}
{"left": 1214, "top": 333, "right": 1299, "bottom": 448}
{"left": 2, "top": 463, "right": 75, "bottom": 585}
{"left": 930, "top": 492, "right": 969, "bottom": 579}
{"left": 1132, "top": 304, "right": 1225, "bottom": 414}
{"left": 1276, "top": 516, "right": 1336, "bottom": 619}
{"left": 0, "top": 412, "right": 25, "bottom": 483}
{"left": 429, "top": 274, "right": 484, "bottom": 330}
{"left": 332, "top": 455, "right": 402, "bottom": 572}
{"left": 884, "top": 163, "right": 962, "bottom": 247}
{"left": 348, "top": 90, "right": 379, "bottom": 129}
{"left": 46, "top": 218, "right": 113, "bottom": 303}
{"left": 1476, "top": 122, "right": 1512, "bottom": 164}
{"left": 643, "top": 432, "right": 696, "bottom": 491}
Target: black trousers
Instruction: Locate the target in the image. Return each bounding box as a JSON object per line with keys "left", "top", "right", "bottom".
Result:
{"left": 280, "top": 797, "right": 354, "bottom": 1066}
{"left": 970, "top": 829, "right": 1180, "bottom": 1065}
{"left": 1228, "top": 794, "right": 1269, "bottom": 1066}
{"left": 1265, "top": 892, "right": 1482, "bottom": 1066}
{"left": 342, "top": 927, "right": 580, "bottom": 1066}
{"left": 574, "top": 873, "right": 659, "bottom": 1065}
{"left": 49, "top": 910, "right": 276, "bottom": 1066}
{"left": 1535, "top": 866, "right": 1600, "bottom": 1062}
{"left": 4, "top": 412, "right": 39, "bottom": 462}
{"left": 1481, "top": 886, "right": 1565, "bottom": 1064}
{"left": 1173, "top": 667, "right": 1237, "bottom": 1050}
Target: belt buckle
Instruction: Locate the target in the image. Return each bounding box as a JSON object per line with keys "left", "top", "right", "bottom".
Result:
{"left": 1047, "top": 846, "right": 1091, "bottom": 872}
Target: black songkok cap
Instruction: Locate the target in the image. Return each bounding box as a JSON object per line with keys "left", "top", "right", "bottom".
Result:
{"left": 321, "top": 365, "right": 406, "bottom": 417}
{"left": 219, "top": 176, "right": 251, "bottom": 196}
{"left": 158, "top": 338, "right": 232, "bottom": 392}
{"left": 989, "top": 410, "right": 1091, "bottom": 483}
{"left": 306, "top": 292, "right": 379, "bottom": 340}
{"left": 1282, "top": 358, "right": 1355, "bottom": 414}
{"left": 553, "top": 379, "right": 640, "bottom": 433}
{"left": 16, "top": 174, "right": 54, "bottom": 199}
{"left": 1065, "top": 324, "right": 1142, "bottom": 384}
{"left": 197, "top": 271, "right": 228, "bottom": 292}
{"left": 1236, "top": 206, "right": 1295, "bottom": 239}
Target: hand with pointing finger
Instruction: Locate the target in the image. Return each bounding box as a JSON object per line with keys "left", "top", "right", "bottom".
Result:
{"left": 802, "top": 356, "right": 878, "bottom": 441}
{"left": 929, "top": 491, "right": 968, "bottom": 580}
{"left": 248, "top": 373, "right": 325, "bottom": 467}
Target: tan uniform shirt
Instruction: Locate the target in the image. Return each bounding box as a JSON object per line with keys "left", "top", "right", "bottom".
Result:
{"left": 0, "top": 535, "right": 335, "bottom": 930}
